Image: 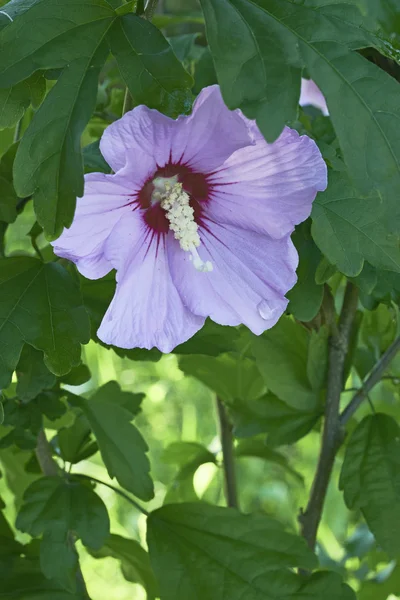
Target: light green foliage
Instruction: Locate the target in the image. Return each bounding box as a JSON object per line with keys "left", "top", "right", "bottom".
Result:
{"left": 77, "top": 383, "right": 154, "bottom": 501}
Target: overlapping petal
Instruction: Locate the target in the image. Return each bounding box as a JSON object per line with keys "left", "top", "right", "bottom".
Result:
{"left": 205, "top": 127, "right": 327, "bottom": 239}
{"left": 299, "top": 78, "right": 329, "bottom": 116}
{"left": 100, "top": 85, "right": 252, "bottom": 174}
{"left": 97, "top": 214, "right": 204, "bottom": 352}
{"left": 52, "top": 84, "right": 328, "bottom": 353}
{"left": 168, "top": 220, "right": 298, "bottom": 335}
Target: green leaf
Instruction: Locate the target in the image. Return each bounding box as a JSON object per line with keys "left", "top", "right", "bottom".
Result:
{"left": 0, "top": 257, "right": 90, "bottom": 389}
{"left": 179, "top": 352, "right": 265, "bottom": 403}
{"left": 200, "top": 0, "right": 302, "bottom": 141}
{"left": 0, "top": 399, "right": 3, "bottom": 425}
{"left": 174, "top": 320, "right": 240, "bottom": 357}
{"left": 235, "top": 438, "right": 303, "bottom": 483}
{"left": 14, "top": 47, "right": 108, "bottom": 238}
{"left": 107, "top": 14, "right": 193, "bottom": 117}
{"left": 0, "top": 0, "right": 115, "bottom": 85}
{"left": 16, "top": 345, "right": 56, "bottom": 402}
{"left": 82, "top": 140, "right": 110, "bottom": 174}
{"left": 0, "top": 555, "right": 81, "bottom": 599}
{"left": 193, "top": 46, "right": 217, "bottom": 94}
{"left": 287, "top": 223, "right": 324, "bottom": 322}
{"left": 59, "top": 363, "right": 91, "bottom": 386}
{"left": 361, "top": 303, "right": 396, "bottom": 355}
{"left": 0, "top": 175, "right": 17, "bottom": 223}
{"left": 16, "top": 476, "right": 110, "bottom": 549}
{"left": 89, "top": 534, "right": 159, "bottom": 600}
{"left": 0, "top": 73, "right": 45, "bottom": 129}
{"left": 91, "top": 380, "right": 144, "bottom": 416}
{"left": 312, "top": 171, "right": 400, "bottom": 277}
{"left": 252, "top": 317, "right": 319, "bottom": 410}
{"left": 340, "top": 413, "right": 400, "bottom": 556}
{"left": 358, "top": 562, "right": 400, "bottom": 600}
{"left": 162, "top": 442, "right": 217, "bottom": 503}
{"left": 57, "top": 414, "right": 97, "bottom": 464}
{"left": 78, "top": 383, "right": 154, "bottom": 501}
{"left": 228, "top": 393, "right": 321, "bottom": 446}
{"left": 0, "top": 142, "right": 18, "bottom": 223}
{"left": 200, "top": 0, "right": 400, "bottom": 225}
{"left": 40, "top": 531, "right": 78, "bottom": 592}
{"left": 147, "top": 503, "right": 318, "bottom": 600}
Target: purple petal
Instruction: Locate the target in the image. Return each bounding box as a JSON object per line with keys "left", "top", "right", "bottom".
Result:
{"left": 168, "top": 221, "right": 298, "bottom": 335}
{"left": 98, "top": 214, "right": 204, "bottom": 352}
{"left": 299, "top": 78, "right": 329, "bottom": 116}
{"left": 205, "top": 126, "right": 327, "bottom": 239}
{"left": 51, "top": 172, "right": 141, "bottom": 279}
{"left": 99, "top": 85, "right": 252, "bottom": 174}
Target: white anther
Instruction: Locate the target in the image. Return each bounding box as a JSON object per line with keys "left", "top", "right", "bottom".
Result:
{"left": 153, "top": 176, "right": 213, "bottom": 273}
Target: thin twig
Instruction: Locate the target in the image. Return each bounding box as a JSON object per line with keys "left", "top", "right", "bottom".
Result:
{"left": 35, "top": 430, "right": 91, "bottom": 598}
{"left": 300, "top": 282, "right": 359, "bottom": 550}
{"left": 216, "top": 397, "right": 239, "bottom": 509}
{"left": 73, "top": 473, "right": 149, "bottom": 516}
{"left": 340, "top": 336, "right": 400, "bottom": 426}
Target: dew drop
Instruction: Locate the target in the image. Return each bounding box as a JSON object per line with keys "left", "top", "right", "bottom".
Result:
{"left": 257, "top": 299, "right": 278, "bottom": 320}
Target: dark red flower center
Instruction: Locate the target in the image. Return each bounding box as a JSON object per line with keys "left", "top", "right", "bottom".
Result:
{"left": 138, "top": 164, "right": 209, "bottom": 233}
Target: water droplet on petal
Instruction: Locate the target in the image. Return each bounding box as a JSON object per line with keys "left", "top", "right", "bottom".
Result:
{"left": 257, "top": 299, "right": 278, "bottom": 320}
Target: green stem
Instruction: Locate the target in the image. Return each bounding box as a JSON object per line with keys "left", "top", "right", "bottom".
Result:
{"left": 73, "top": 473, "right": 149, "bottom": 516}
{"left": 216, "top": 398, "right": 239, "bottom": 509}
{"left": 340, "top": 336, "right": 400, "bottom": 425}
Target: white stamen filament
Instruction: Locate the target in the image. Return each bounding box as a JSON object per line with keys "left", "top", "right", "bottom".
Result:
{"left": 153, "top": 176, "right": 213, "bottom": 273}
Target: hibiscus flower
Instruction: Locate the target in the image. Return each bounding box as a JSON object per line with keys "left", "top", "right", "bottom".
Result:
{"left": 52, "top": 85, "right": 327, "bottom": 353}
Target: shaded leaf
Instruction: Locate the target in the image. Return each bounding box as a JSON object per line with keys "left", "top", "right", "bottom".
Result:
{"left": 235, "top": 438, "right": 303, "bottom": 483}
{"left": 0, "top": 73, "right": 45, "bottom": 129}
{"left": 228, "top": 393, "right": 322, "bottom": 446}
{"left": 0, "top": 257, "right": 90, "bottom": 389}
{"left": 312, "top": 171, "right": 400, "bottom": 277}
{"left": 107, "top": 14, "right": 193, "bottom": 117}
{"left": 174, "top": 320, "right": 240, "bottom": 357}
{"left": 287, "top": 223, "right": 324, "bottom": 322}
{"left": 90, "top": 534, "right": 159, "bottom": 600}
{"left": 162, "top": 442, "right": 217, "bottom": 503}
{"left": 16, "top": 345, "right": 56, "bottom": 402}
{"left": 252, "top": 317, "right": 319, "bottom": 410}
{"left": 146, "top": 503, "right": 339, "bottom": 600}
{"left": 179, "top": 352, "right": 265, "bottom": 403}
{"left": 57, "top": 414, "right": 97, "bottom": 464}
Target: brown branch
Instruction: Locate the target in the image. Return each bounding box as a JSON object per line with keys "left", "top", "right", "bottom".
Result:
{"left": 340, "top": 336, "right": 400, "bottom": 426}
{"left": 300, "top": 282, "right": 359, "bottom": 550}
{"left": 216, "top": 398, "right": 239, "bottom": 509}
{"left": 144, "top": 0, "right": 158, "bottom": 19}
